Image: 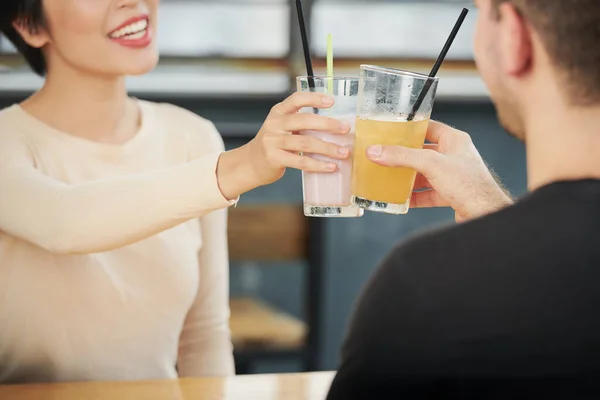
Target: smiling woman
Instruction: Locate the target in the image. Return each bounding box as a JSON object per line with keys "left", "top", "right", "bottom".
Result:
{"left": 108, "top": 16, "right": 151, "bottom": 47}
{"left": 1, "top": 0, "right": 159, "bottom": 76}
{"left": 0, "top": 0, "right": 352, "bottom": 385}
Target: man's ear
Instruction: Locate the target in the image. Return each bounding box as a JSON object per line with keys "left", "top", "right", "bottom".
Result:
{"left": 498, "top": 2, "right": 532, "bottom": 77}
{"left": 12, "top": 18, "right": 49, "bottom": 49}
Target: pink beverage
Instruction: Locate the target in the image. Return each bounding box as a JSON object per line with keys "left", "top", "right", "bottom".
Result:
{"left": 296, "top": 76, "right": 362, "bottom": 218}
{"left": 300, "top": 115, "right": 363, "bottom": 217}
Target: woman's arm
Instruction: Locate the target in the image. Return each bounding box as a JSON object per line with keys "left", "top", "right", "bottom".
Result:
{"left": 0, "top": 91, "right": 349, "bottom": 255}
{"left": 0, "top": 131, "right": 235, "bottom": 255}
{"left": 176, "top": 208, "right": 235, "bottom": 377}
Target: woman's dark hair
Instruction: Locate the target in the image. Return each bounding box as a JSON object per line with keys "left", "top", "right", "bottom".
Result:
{"left": 0, "top": 0, "right": 47, "bottom": 76}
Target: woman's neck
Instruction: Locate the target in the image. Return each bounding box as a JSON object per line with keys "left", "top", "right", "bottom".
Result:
{"left": 21, "top": 64, "right": 141, "bottom": 145}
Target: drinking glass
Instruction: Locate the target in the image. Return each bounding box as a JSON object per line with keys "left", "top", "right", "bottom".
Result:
{"left": 351, "top": 65, "right": 439, "bottom": 215}
{"left": 297, "top": 76, "right": 363, "bottom": 218}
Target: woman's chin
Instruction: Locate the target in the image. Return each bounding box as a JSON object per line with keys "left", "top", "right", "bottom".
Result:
{"left": 126, "top": 65, "right": 158, "bottom": 77}
{"left": 123, "top": 55, "right": 159, "bottom": 76}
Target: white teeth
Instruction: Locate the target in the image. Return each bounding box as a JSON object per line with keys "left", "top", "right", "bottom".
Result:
{"left": 122, "top": 30, "right": 146, "bottom": 40}
{"left": 109, "top": 19, "right": 148, "bottom": 39}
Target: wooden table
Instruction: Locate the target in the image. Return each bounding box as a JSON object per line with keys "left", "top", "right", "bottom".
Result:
{"left": 0, "top": 372, "right": 335, "bottom": 400}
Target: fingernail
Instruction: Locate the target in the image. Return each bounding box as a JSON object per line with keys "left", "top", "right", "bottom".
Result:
{"left": 367, "top": 145, "right": 383, "bottom": 158}
{"left": 338, "top": 147, "right": 350, "bottom": 157}
{"left": 327, "top": 162, "right": 336, "bottom": 171}
{"left": 322, "top": 96, "right": 334, "bottom": 105}
{"left": 339, "top": 121, "right": 350, "bottom": 131}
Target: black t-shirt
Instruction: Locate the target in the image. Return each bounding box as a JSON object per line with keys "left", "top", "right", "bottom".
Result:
{"left": 327, "top": 180, "right": 600, "bottom": 399}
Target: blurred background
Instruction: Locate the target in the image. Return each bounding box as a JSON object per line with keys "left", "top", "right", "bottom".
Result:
{"left": 0, "top": 0, "right": 526, "bottom": 375}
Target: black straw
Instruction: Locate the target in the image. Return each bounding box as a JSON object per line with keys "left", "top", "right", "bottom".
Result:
{"left": 407, "top": 8, "right": 469, "bottom": 121}
{"left": 295, "top": 0, "right": 315, "bottom": 87}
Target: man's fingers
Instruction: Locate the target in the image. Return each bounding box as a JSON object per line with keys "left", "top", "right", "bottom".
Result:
{"left": 410, "top": 190, "right": 450, "bottom": 209}
{"left": 423, "top": 143, "right": 438, "bottom": 152}
{"left": 413, "top": 173, "right": 432, "bottom": 191}
{"left": 366, "top": 145, "right": 439, "bottom": 174}
{"left": 425, "top": 120, "right": 447, "bottom": 143}
{"left": 271, "top": 92, "right": 334, "bottom": 115}
{"left": 427, "top": 120, "right": 473, "bottom": 145}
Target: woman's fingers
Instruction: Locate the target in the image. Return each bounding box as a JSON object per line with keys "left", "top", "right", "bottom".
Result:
{"left": 278, "top": 134, "right": 349, "bottom": 160}
{"left": 271, "top": 92, "right": 335, "bottom": 115}
{"left": 275, "top": 150, "right": 338, "bottom": 172}
{"left": 283, "top": 113, "right": 350, "bottom": 135}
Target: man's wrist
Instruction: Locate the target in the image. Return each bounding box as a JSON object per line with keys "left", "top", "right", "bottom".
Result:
{"left": 494, "top": 192, "right": 515, "bottom": 211}
{"left": 491, "top": 180, "right": 515, "bottom": 210}
{"left": 476, "top": 191, "right": 514, "bottom": 219}
{"left": 458, "top": 191, "right": 514, "bottom": 222}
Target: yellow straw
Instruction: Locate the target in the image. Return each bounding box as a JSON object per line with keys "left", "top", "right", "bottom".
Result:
{"left": 326, "top": 33, "right": 334, "bottom": 93}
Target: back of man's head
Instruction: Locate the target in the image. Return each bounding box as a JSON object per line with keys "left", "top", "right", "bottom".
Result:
{"left": 493, "top": 0, "right": 600, "bottom": 106}
{"left": 475, "top": 0, "right": 600, "bottom": 138}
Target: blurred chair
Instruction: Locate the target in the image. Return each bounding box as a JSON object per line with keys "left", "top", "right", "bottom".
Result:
{"left": 228, "top": 204, "right": 323, "bottom": 374}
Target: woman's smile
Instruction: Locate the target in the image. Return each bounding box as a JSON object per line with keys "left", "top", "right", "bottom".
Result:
{"left": 108, "top": 15, "right": 152, "bottom": 48}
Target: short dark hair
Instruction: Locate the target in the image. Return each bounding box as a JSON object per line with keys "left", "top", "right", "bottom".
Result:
{"left": 0, "top": 0, "right": 47, "bottom": 76}
{"left": 492, "top": 0, "right": 600, "bottom": 106}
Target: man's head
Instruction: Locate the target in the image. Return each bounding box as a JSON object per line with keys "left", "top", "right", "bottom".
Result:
{"left": 473, "top": 0, "right": 600, "bottom": 140}
{"left": 0, "top": 0, "right": 160, "bottom": 78}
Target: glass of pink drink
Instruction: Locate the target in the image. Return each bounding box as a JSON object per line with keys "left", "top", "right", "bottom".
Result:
{"left": 297, "top": 76, "right": 363, "bottom": 218}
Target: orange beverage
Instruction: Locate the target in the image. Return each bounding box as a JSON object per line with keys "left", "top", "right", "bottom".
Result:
{"left": 352, "top": 117, "right": 429, "bottom": 207}
{"left": 352, "top": 64, "right": 438, "bottom": 214}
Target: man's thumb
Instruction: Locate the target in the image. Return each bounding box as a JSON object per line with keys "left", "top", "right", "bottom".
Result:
{"left": 366, "top": 145, "right": 427, "bottom": 171}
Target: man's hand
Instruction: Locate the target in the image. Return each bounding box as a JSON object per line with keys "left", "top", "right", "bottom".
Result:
{"left": 366, "top": 121, "right": 513, "bottom": 222}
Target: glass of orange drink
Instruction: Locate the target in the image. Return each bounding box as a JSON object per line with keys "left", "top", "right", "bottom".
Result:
{"left": 351, "top": 65, "right": 439, "bottom": 215}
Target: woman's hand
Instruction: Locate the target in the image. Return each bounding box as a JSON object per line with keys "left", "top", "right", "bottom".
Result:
{"left": 247, "top": 91, "right": 351, "bottom": 184}
{"left": 217, "top": 92, "right": 351, "bottom": 199}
